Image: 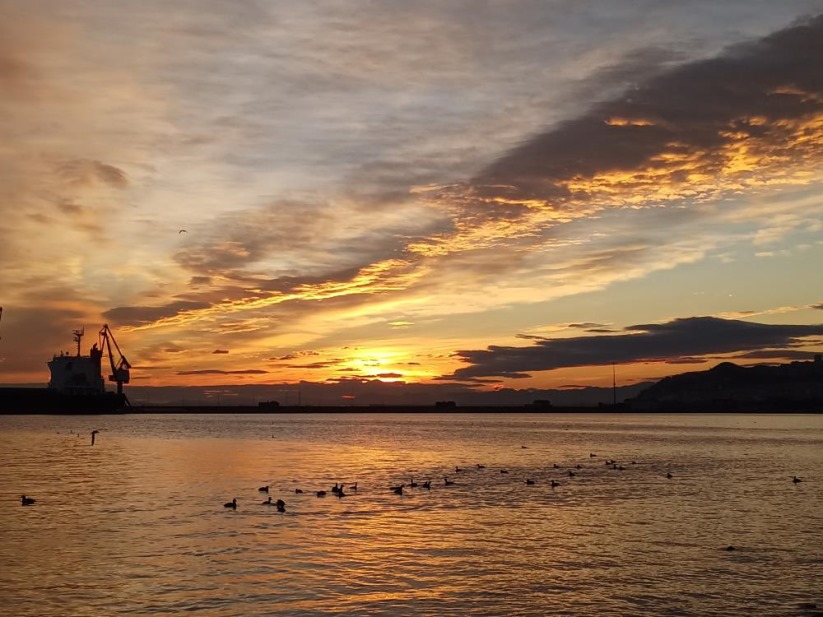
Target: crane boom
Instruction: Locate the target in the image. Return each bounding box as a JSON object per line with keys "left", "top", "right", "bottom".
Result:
{"left": 99, "top": 324, "right": 131, "bottom": 401}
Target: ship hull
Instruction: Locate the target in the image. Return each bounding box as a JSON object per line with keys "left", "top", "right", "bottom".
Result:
{"left": 0, "top": 387, "right": 127, "bottom": 414}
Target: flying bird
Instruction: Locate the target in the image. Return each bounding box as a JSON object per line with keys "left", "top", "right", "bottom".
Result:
{"left": 178, "top": 229, "right": 187, "bottom": 234}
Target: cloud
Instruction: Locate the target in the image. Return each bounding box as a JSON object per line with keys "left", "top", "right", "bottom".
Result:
{"left": 450, "top": 316, "right": 823, "bottom": 380}
{"left": 269, "top": 350, "right": 320, "bottom": 361}
{"left": 176, "top": 369, "right": 268, "bottom": 376}
{"left": 103, "top": 301, "right": 211, "bottom": 327}
{"left": 472, "top": 15, "right": 822, "bottom": 209}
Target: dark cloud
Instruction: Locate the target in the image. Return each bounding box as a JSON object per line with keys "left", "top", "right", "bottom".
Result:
{"left": 729, "top": 349, "right": 820, "bottom": 360}
{"left": 290, "top": 360, "right": 342, "bottom": 370}
{"left": 451, "top": 316, "right": 823, "bottom": 380}
{"left": 58, "top": 159, "right": 128, "bottom": 189}
{"left": 176, "top": 369, "right": 268, "bottom": 375}
{"left": 472, "top": 14, "right": 823, "bottom": 206}
{"left": 103, "top": 300, "right": 211, "bottom": 327}
{"left": 269, "top": 350, "right": 320, "bottom": 361}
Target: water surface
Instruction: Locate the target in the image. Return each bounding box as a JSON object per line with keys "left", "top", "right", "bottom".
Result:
{"left": 2, "top": 413, "right": 821, "bottom": 616}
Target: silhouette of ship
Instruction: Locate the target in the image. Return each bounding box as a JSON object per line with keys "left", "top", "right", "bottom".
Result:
{"left": 0, "top": 325, "right": 131, "bottom": 413}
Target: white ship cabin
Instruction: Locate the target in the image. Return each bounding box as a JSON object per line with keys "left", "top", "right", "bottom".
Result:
{"left": 47, "top": 333, "right": 106, "bottom": 395}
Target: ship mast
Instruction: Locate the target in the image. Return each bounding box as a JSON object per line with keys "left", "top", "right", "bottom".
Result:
{"left": 73, "top": 328, "right": 85, "bottom": 356}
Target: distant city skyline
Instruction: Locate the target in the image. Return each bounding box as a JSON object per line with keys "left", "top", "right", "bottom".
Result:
{"left": 1, "top": 2, "right": 822, "bottom": 404}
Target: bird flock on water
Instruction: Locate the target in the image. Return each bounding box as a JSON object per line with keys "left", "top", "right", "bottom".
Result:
{"left": 207, "top": 452, "right": 808, "bottom": 514}
{"left": 18, "top": 440, "right": 809, "bottom": 510}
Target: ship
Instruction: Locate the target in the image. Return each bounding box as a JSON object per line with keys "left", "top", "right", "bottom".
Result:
{"left": 0, "top": 324, "right": 131, "bottom": 413}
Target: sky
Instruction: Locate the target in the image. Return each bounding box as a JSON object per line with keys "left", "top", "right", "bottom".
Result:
{"left": 1, "top": 1, "right": 822, "bottom": 405}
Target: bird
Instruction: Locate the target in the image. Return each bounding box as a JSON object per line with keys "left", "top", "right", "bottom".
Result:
{"left": 90, "top": 430, "right": 100, "bottom": 446}
{"left": 568, "top": 470, "right": 576, "bottom": 477}
{"left": 421, "top": 479, "right": 431, "bottom": 489}
{"left": 589, "top": 453, "right": 596, "bottom": 458}
{"left": 348, "top": 482, "right": 358, "bottom": 491}
{"left": 792, "top": 476, "right": 803, "bottom": 484}
{"left": 409, "top": 478, "right": 418, "bottom": 488}
{"left": 476, "top": 464, "right": 485, "bottom": 469}
{"left": 666, "top": 472, "right": 673, "bottom": 479}
{"left": 525, "top": 479, "right": 535, "bottom": 485}
{"left": 316, "top": 491, "right": 327, "bottom": 497}
{"left": 295, "top": 488, "right": 304, "bottom": 494}
{"left": 337, "top": 487, "right": 347, "bottom": 498}
{"left": 224, "top": 498, "right": 237, "bottom": 509}
{"left": 276, "top": 499, "right": 286, "bottom": 512}
{"left": 262, "top": 496, "right": 274, "bottom": 505}
{"left": 21, "top": 495, "right": 35, "bottom": 506}
{"left": 455, "top": 466, "right": 462, "bottom": 473}
{"left": 178, "top": 229, "right": 187, "bottom": 234}
{"left": 444, "top": 477, "right": 455, "bottom": 486}
{"left": 550, "top": 480, "right": 560, "bottom": 488}
{"left": 331, "top": 483, "right": 341, "bottom": 494}
{"left": 391, "top": 484, "right": 404, "bottom": 495}
{"left": 258, "top": 485, "right": 270, "bottom": 493}
{"left": 500, "top": 469, "right": 509, "bottom": 474}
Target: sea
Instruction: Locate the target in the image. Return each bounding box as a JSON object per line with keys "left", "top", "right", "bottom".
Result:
{"left": 1, "top": 412, "right": 821, "bottom": 616}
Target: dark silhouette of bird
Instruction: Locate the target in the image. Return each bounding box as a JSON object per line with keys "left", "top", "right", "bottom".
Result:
{"left": 525, "top": 479, "right": 535, "bottom": 485}
{"left": 276, "top": 499, "right": 286, "bottom": 512}
{"left": 337, "top": 487, "right": 347, "bottom": 498}
{"left": 316, "top": 491, "right": 327, "bottom": 497}
{"left": 550, "top": 480, "right": 560, "bottom": 488}
{"left": 392, "top": 485, "right": 404, "bottom": 495}
{"left": 476, "top": 464, "right": 485, "bottom": 469}
{"left": 792, "top": 476, "right": 802, "bottom": 483}
{"left": 552, "top": 464, "right": 560, "bottom": 469}
{"left": 590, "top": 453, "right": 596, "bottom": 457}
{"left": 259, "top": 485, "right": 269, "bottom": 493}
{"left": 224, "top": 498, "right": 237, "bottom": 509}
{"left": 576, "top": 464, "right": 582, "bottom": 470}
{"left": 409, "top": 478, "right": 418, "bottom": 488}
{"left": 725, "top": 545, "right": 736, "bottom": 551}
{"left": 568, "top": 470, "right": 576, "bottom": 477}
{"left": 455, "top": 466, "right": 462, "bottom": 473}
{"left": 295, "top": 488, "right": 303, "bottom": 494}
{"left": 444, "top": 477, "right": 455, "bottom": 486}
{"left": 666, "top": 472, "right": 673, "bottom": 479}
{"left": 331, "top": 483, "right": 341, "bottom": 494}
{"left": 262, "top": 496, "right": 274, "bottom": 505}
{"left": 178, "top": 229, "right": 187, "bottom": 234}
{"left": 91, "top": 430, "right": 99, "bottom": 446}
{"left": 348, "top": 482, "right": 358, "bottom": 491}
{"left": 421, "top": 479, "right": 431, "bottom": 489}
{"left": 21, "top": 495, "right": 35, "bottom": 506}
{"left": 500, "top": 469, "right": 509, "bottom": 474}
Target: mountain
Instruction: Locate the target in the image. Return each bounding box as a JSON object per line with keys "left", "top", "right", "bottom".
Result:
{"left": 629, "top": 356, "right": 823, "bottom": 411}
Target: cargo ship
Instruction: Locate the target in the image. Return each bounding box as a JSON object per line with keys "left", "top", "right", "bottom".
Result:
{"left": 0, "top": 325, "right": 131, "bottom": 413}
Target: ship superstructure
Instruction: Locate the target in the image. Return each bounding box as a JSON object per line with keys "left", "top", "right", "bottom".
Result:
{"left": 0, "top": 324, "right": 131, "bottom": 413}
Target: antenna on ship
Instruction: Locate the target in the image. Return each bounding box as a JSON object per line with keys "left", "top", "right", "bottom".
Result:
{"left": 612, "top": 362, "right": 617, "bottom": 407}
{"left": 73, "top": 328, "right": 85, "bottom": 356}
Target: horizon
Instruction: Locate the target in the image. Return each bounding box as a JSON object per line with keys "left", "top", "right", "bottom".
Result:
{"left": 1, "top": 2, "right": 822, "bottom": 402}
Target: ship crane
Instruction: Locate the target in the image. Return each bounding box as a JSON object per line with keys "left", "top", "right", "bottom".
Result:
{"left": 99, "top": 324, "right": 131, "bottom": 403}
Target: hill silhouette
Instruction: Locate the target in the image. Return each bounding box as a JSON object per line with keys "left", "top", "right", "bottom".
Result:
{"left": 630, "top": 355, "right": 823, "bottom": 411}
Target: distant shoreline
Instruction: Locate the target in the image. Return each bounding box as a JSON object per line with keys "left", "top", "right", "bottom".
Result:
{"left": 3, "top": 404, "right": 816, "bottom": 415}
